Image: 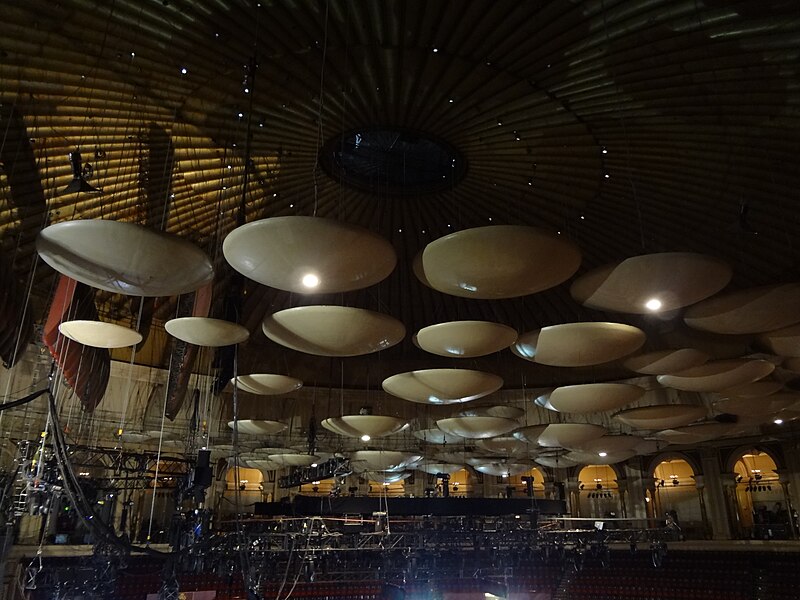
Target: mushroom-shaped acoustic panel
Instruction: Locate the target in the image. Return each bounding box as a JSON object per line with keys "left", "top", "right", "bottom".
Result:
{"left": 513, "top": 425, "right": 548, "bottom": 445}
{"left": 382, "top": 369, "right": 503, "bottom": 405}
{"left": 414, "top": 462, "right": 465, "bottom": 475}
{"left": 263, "top": 306, "right": 405, "bottom": 356}
{"left": 458, "top": 405, "right": 525, "bottom": 419}
{"left": 476, "top": 436, "right": 532, "bottom": 456}
{"left": 472, "top": 461, "right": 532, "bottom": 477}
{"left": 537, "top": 383, "right": 645, "bottom": 414}
{"left": 349, "top": 451, "right": 423, "bottom": 472}
{"left": 36, "top": 220, "right": 214, "bottom": 296}
{"left": 655, "top": 422, "right": 739, "bottom": 444}
{"left": 222, "top": 216, "right": 396, "bottom": 294}
{"left": 537, "top": 424, "right": 607, "bottom": 448}
{"left": 412, "top": 428, "right": 465, "bottom": 444}
{"left": 512, "top": 322, "right": 645, "bottom": 367}
{"left": 784, "top": 357, "right": 800, "bottom": 374}
{"left": 570, "top": 252, "right": 732, "bottom": 314}
{"left": 535, "top": 451, "right": 579, "bottom": 468}
{"left": 321, "top": 415, "right": 408, "bottom": 439}
{"left": 713, "top": 392, "right": 800, "bottom": 417}
{"left": 166, "top": 317, "right": 250, "bottom": 347}
{"left": 231, "top": 374, "right": 303, "bottom": 395}
{"left": 267, "top": 453, "right": 319, "bottom": 467}
{"left": 366, "top": 471, "right": 412, "bottom": 484}
{"left": 415, "top": 320, "right": 518, "bottom": 358}
{"left": 684, "top": 283, "right": 800, "bottom": 334}
{"left": 565, "top": 449, "right": 636, "bottom": 465}
{"left": 717, "top": 381, "right": 783, "bottom": 399}
{"left": 657, "top": 359, "right": 775, "bottom": 392}
{"left": 436, "top": 416, "right": 519, "bottom": 439}
{"left": 614, "top": 404, "right": 708, "bottom": 430}
{"left": 417, "top": 225, "right": 581, "bottom": 299}
{"left": 759, "top": 323, "right": 800, "bottom": 357}
{"left": 228, "top": 420, "right": 288, "bottom": 436}
{"left": 623, "top": 349, "right": 710, "bottom": 375}
{"left": 568, "top": 435, "right": 641, "bottom": 454}
{"left": 59, "top": 320, "right": 143, "bottom": 349}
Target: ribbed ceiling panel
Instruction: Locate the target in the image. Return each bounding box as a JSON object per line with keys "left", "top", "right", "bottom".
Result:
{"left": 1, "top": 0, "right": 799, "bottom": 388}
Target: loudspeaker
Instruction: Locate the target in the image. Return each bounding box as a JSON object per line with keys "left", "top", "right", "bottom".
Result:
{"left": 193, "top": 449, "right": 212, "bottom": 488}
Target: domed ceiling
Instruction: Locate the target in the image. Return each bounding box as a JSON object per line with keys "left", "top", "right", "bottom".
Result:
{"left": 1, "top": 0, "right": 799, "bottom": 391}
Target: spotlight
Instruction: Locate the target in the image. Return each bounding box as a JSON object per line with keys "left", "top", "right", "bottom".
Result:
{"left": 61, "top": 150, "right": 102, "bottom": 195}
{"left": 774, "top": 418, "right": 784, "bottom": 425}
{"left": 360, "top": 434, "right": 371, "bottom": 442}
{"left": 598, "top": 451, "right": 608, "bottom": 457}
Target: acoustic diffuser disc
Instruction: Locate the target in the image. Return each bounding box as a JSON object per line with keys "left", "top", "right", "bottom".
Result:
{"left": 570, "top": 252, "right": 732, "bottom": 313}
{"left": 227, "top": 420, "right": 288, "bottom": 436}
{"left": 472, "top": 461, "right": 531, "bottom": 477}
{"left": 348, "top": 451, "right": 423, "bottom": 472}
{"left": 476, "top": 436, "right": 532, "bottom": 456}
{"left": 382, "top": 369, "right": 503, "bottom": 405}
{"left": 263, "top": 306, "right": 405, "bottom": 356}
{"left": 222, "top": 216, "right": 396, "bottom": 293}
{"left": 231, "top": 374, "right": 303, "bottom": 395}
{"left": 165, "top": 317, "right": 249, "bottom": 347}
{"left": 684, "top": 283, "right": 800, "bottom": 334}
{"left": 512, "top": 322, "right": 645, "bottom": 367}
{"left": 36, "top": 219, "right": 213, "bottom": 296}
{"left": 321, "top": 415, "right": 408, "bottom": 439}
{"left": 565, "top": 449, "right": 636, "bottom": 465}
{"left": 417, "top": 225, "right": 581, "bottom": 299}
{"left": 655, "top": 422, "right": 738, "bottom": 444}
{"left": 537, "top": 424, "right": 607, "bottom": 448}
{"left": 414, "top": 462, "right": 465, "bottom": 475}
{"left": 614, "top": 404, "right": 707, "bottom": 430}
{"left": 758, "top": 323, "right": 800, "bottom": 357}
{"left": 568, "top": 435, "right": 641, "bottom": 453}
{"left": 415, "top": 320, "right": 518, "bottom": 358}
{"left": 365, "top": 471, "right": 412, "bottom": 484}
{"left": 538, "top": 383, "right": 645, "bottom": 414}
{"left": 436, "top": 416, "right": 519, "bottom": 439}
{"left": 512, "top": 425, "right": 548, "bottom": 445}
{"left": 457, "top": 405, "right": 526, "bottom": 419}
{"left": 266, "top": 453, "right": 320, "bottom": 467}
{"left": 412, "top": 428, "right": 465, "bottom": 444}
{"left": 657, "top": 359, "right": 775, "bottom": 392}
{"left": 59, "top": 320, "right": 142, "bottom": 348}
{"left": 623, "top": 349, "right": 710, "bottom": 375}
{"left": 713, "top": 392, "right": 800, "bottom": 417}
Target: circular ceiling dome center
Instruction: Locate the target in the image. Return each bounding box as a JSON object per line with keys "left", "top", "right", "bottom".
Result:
{"left": 321, "top": 128, "right": 466, "bottom": 195}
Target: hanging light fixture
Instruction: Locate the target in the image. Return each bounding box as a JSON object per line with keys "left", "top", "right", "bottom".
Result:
{"left": 61, "top": 149, "right": 102, "bottom": 194}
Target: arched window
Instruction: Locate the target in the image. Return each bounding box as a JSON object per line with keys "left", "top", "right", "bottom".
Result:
{"left": 732, "top": 450, "right": 787, "bottom": 538}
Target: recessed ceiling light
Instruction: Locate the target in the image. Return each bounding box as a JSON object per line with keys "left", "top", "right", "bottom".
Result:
{"left": 598, "top": 451, "right": 608, "bottom": 457}
{"left": 302, "top": 273, "right": 320, "bottom": 288}
{"left": 774, "top": 418, "right": 784, "bottom": 425}
{"left": 645, "top": 298, "right": 662, "bottom": 311}
{"left": 360, "top": 434, "right": 371, "bottom": 442}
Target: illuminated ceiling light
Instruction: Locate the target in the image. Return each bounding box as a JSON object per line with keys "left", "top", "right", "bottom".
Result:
{"left": 310, "top": 463, "right": 318, "bottom": 468}
{"left": 301, "top": 273, "right": 320, "bottom": 288}
{"left": 598, "top": 451, "right": 608, "bottom": 457}
{"left": 645, "top": 298, "right": 663, "bottom": 311}
{"left": 774, "top": 418, "right": 784, "bottom": 425}
{"left": 361, "top": 434, "right": 371, "bottom": 442}
{"left": 180, "top": 67, "right": 187, "bottom": 75}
